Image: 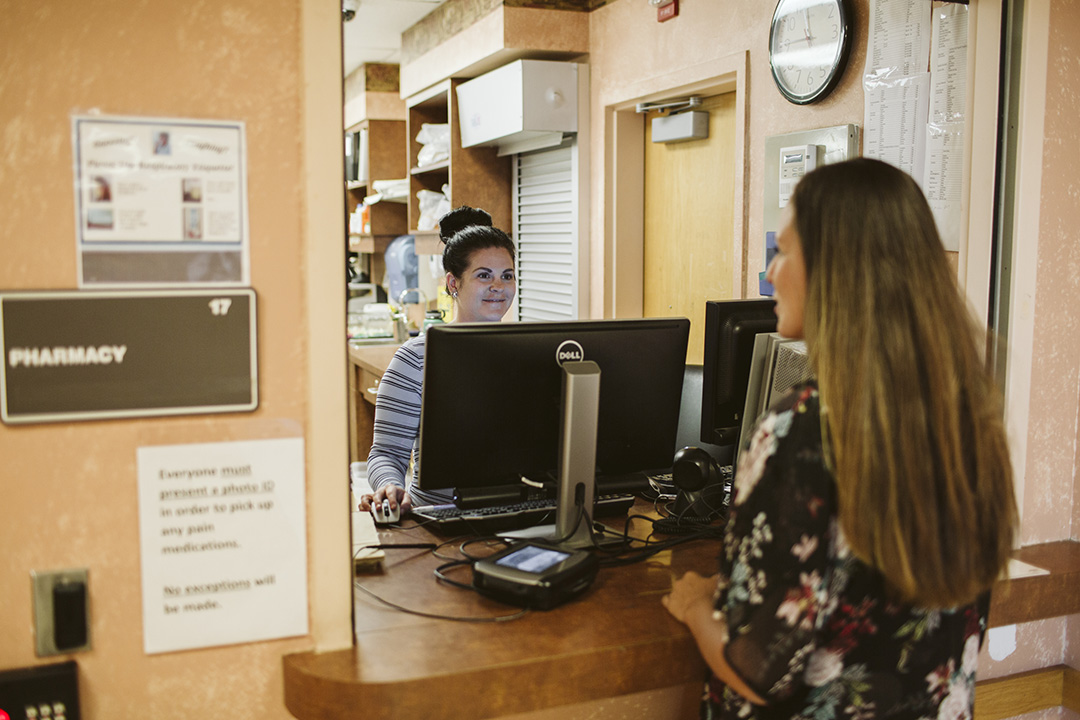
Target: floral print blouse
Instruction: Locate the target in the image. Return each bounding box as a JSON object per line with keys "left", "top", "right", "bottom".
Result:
{"left": 706, "top": 383, "right": 988, "bottom": 720}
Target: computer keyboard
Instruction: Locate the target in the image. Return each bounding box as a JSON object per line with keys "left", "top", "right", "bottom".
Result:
{"left": 409, "top": 493, "right": 636, "bottom": 531}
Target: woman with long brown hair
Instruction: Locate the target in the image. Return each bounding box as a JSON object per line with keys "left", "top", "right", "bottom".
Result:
{"left": 663, "top": 158, "right": 1017, "bottom": 719}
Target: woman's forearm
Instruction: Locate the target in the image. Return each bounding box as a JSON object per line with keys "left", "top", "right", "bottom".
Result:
{"left": 680, "top": 596, "right": 766, "bottom": 706}
{"left": 664, "top": 572, "right": 767, "bottom": 706}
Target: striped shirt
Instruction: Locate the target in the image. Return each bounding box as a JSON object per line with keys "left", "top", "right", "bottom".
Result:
{"left": 366, "top": 335, "right": 453, "bottom": 506}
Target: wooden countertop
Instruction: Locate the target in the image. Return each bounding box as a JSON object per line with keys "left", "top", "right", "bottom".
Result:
{"left": 284, "top": 508, "right": 1080, "bottom": 719}
{"left": 284, "top": 506, "right": 711, "bottom": 719}
{"left": 989, "top": 540, "right": 1080, "bottom": 627}
{"left": 347, "top": 341, "right": 400, "bottom": 377}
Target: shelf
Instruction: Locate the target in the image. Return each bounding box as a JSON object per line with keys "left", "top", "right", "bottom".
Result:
{"left": 410, "top": 160, "right": 449, "bottom": 176}
{"left": 410, "top": 229, "right": 442, "bottom": 256}
{"left": 349, "top": 233, "right": 402, "bottom": 255}
{"left": 405, "top": 78, "right": 511, "bottom": 234}
{"left": 344, "top": 118, "right": 408, "bottom": 235}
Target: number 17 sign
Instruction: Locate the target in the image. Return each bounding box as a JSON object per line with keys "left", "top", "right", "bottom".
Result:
{"left": 0, "top": 289, "right": 257, "bottom": 424}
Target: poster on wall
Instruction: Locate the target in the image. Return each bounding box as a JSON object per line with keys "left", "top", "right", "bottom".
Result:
{"left": 137, "top": 438, "right": 308, "bottom": 654}
{"left": 72, "top": 114, "right": 250, "bottom": 287}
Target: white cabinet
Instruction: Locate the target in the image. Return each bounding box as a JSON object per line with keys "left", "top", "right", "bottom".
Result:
{"left": 456, "top": 59, "right": 579, "bottom": 156}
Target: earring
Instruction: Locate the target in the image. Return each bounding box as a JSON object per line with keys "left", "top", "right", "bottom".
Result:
{"left": 452, "top": 291, "right": 459, "bottom": 298}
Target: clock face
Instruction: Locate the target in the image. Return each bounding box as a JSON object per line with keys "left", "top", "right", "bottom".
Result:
{"left": 769, "top": 0, "right": 851, "bottom": 104}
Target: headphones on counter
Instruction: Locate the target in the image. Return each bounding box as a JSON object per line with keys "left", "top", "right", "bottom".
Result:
{"left": 654, "top": 446, "right": 732, "bottom": 534}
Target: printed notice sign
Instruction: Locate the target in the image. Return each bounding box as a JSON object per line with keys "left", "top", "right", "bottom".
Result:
{"left": 72, "top": 114, "right": 250, "bottom": 287}
{"left": 137, "top": 438, "right": 308, "bottom": 654}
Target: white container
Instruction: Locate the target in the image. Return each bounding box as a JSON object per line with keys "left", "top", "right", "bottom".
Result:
{"left": 456, "top": 59, "right": 578, "bottom": 156}
{"left": 354, "top": 303, "right": 395, "bottom": 339}
{"left": 347, "top": 282, "right": 377, "bottom": 314}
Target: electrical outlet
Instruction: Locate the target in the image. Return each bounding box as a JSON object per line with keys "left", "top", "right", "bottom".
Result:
{"left": 31, "top": 570, "right": 90, "bottom": 657}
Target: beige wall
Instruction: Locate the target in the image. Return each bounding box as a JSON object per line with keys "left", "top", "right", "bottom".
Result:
{"left": 975, "top": 0, "right": 1080, "bottom": 689}
{"left": 0, "top": 0, "right": 347, "bottom": 717}
{"left": 1025, "top": 0, "right": 1080, "bottom": 547}
{"left": 1020, "top": 0, "right": 1080, "bottom": 682}
{"left": 586, "top": 0, "right": 866, "bottom": 315}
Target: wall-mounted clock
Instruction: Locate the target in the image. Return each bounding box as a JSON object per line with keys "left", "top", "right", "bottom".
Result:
{"left": 769, "top": 0, "right": 853, "bottom": 105}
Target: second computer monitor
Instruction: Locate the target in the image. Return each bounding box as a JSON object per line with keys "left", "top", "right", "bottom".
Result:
{"left": 701, "top": 299, "right": 777, "bottom": 447}
{"left": 417, "top": 318, "right": 690, "bottom": 495}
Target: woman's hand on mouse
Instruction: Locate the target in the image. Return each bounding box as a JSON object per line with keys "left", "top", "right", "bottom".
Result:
{"left": 359, "top": 484, "right": 412, "bottom": 513}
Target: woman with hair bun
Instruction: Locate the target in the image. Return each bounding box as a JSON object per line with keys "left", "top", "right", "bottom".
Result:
{"left": 663, "top": 158, "right": 1017, "bottom": 720}
{"left": 360, "top": 206, "right": 517, "bottom": 512}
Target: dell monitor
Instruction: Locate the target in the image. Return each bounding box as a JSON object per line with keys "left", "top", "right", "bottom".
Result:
{"left": 701, "top": 299, "right": 777, "bottom": 447}
{"left": 417, "top": 318, "right": 690, "bottom": 535}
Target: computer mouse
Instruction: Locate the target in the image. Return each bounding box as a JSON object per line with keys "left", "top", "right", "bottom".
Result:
{"left": 371, "top": 498, "right": 401, "bottom": 525}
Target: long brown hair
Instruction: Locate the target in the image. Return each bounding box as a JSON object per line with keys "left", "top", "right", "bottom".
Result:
{"left": 791, "top": 158, "right": 1016, "bottom": 608}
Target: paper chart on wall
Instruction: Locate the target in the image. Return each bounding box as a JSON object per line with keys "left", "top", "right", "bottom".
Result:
{"left": 866, "top": 0, "right": 933, "bottom": 79}
{"left": 924, "top": 3, "right": 969, "bottom": 252}
{"left": 863, "top": 0, "right": 969, "bottom": 253}
{"left": 72, "top": 114, "right": 250, "bottom": 288}
{"left": 137, "top": 438, "right": 308, "bottom": 654}
{"left": 863, "top": 0, "right": 932, "bottom": 178}
{"left": 864, "top": 75, "right": 931, "bottom": 181}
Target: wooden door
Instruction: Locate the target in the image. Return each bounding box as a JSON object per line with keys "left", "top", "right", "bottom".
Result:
{"left": 643, "top": 93, "right": 736, "bottom": 364}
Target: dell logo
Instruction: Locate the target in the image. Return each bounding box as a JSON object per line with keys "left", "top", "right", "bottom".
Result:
{"left": 555, "top": 340, "right": 585, "bottom": 365}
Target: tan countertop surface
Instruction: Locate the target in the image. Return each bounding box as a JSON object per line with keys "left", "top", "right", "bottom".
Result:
{"left": 347, "top": 341, "right": 401, "bottom": 377}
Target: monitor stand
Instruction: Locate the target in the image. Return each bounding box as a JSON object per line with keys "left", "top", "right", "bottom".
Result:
{"left": 501, "top": 360, "right": 600, "bottom": 550}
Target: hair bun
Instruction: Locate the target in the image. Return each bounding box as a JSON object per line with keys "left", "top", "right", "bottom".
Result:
{"left": 438, "top": 206, "right": 493, "bottom": 244}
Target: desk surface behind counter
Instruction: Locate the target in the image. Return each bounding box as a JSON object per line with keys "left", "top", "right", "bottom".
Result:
{"left": 347, "top": 342, "right": 402, "bottom": 464}
{"left": 284, "top": 504, "right": 712, "bottom": 720}
{"left": 348, "top": 341, "right": 400, "bottom": 377}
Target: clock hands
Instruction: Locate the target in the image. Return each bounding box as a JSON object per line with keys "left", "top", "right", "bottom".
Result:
{"left": 776, "top": 10, "right": 816, "bottom": 50}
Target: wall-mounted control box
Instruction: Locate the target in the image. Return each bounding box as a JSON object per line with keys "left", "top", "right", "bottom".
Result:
{"left": 778, "top": 144, "right": 821, "bottom": 208}
{"left": 762, "top": 125, "right": 861, "bottom": 287}
{"left": 0, "top": 661, "right": 80, "bottom": 720}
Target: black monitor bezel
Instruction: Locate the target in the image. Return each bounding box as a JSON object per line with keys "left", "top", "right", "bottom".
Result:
{"left": 417, "top": 318, "right": 690, "bottom": 494}
{"left": 701, "top": 299, "right": 777, "bottom": 447}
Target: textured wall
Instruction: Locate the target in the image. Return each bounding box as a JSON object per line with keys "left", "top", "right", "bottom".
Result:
{"left": 1031, "top": 0, "right": 1080, "bottom": 546}
{"left": 0, "top": 1, "right": 321, "bottom": 717}
{"left": 586, "top": 0, "right": 866, "bottom": 310}
{"left": 1023, "top": 0, "right": 1080, "bottom": 685}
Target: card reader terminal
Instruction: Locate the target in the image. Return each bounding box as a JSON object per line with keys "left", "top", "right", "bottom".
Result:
{"left": 471, "top": 541, "right": 599, "bottom": 610}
